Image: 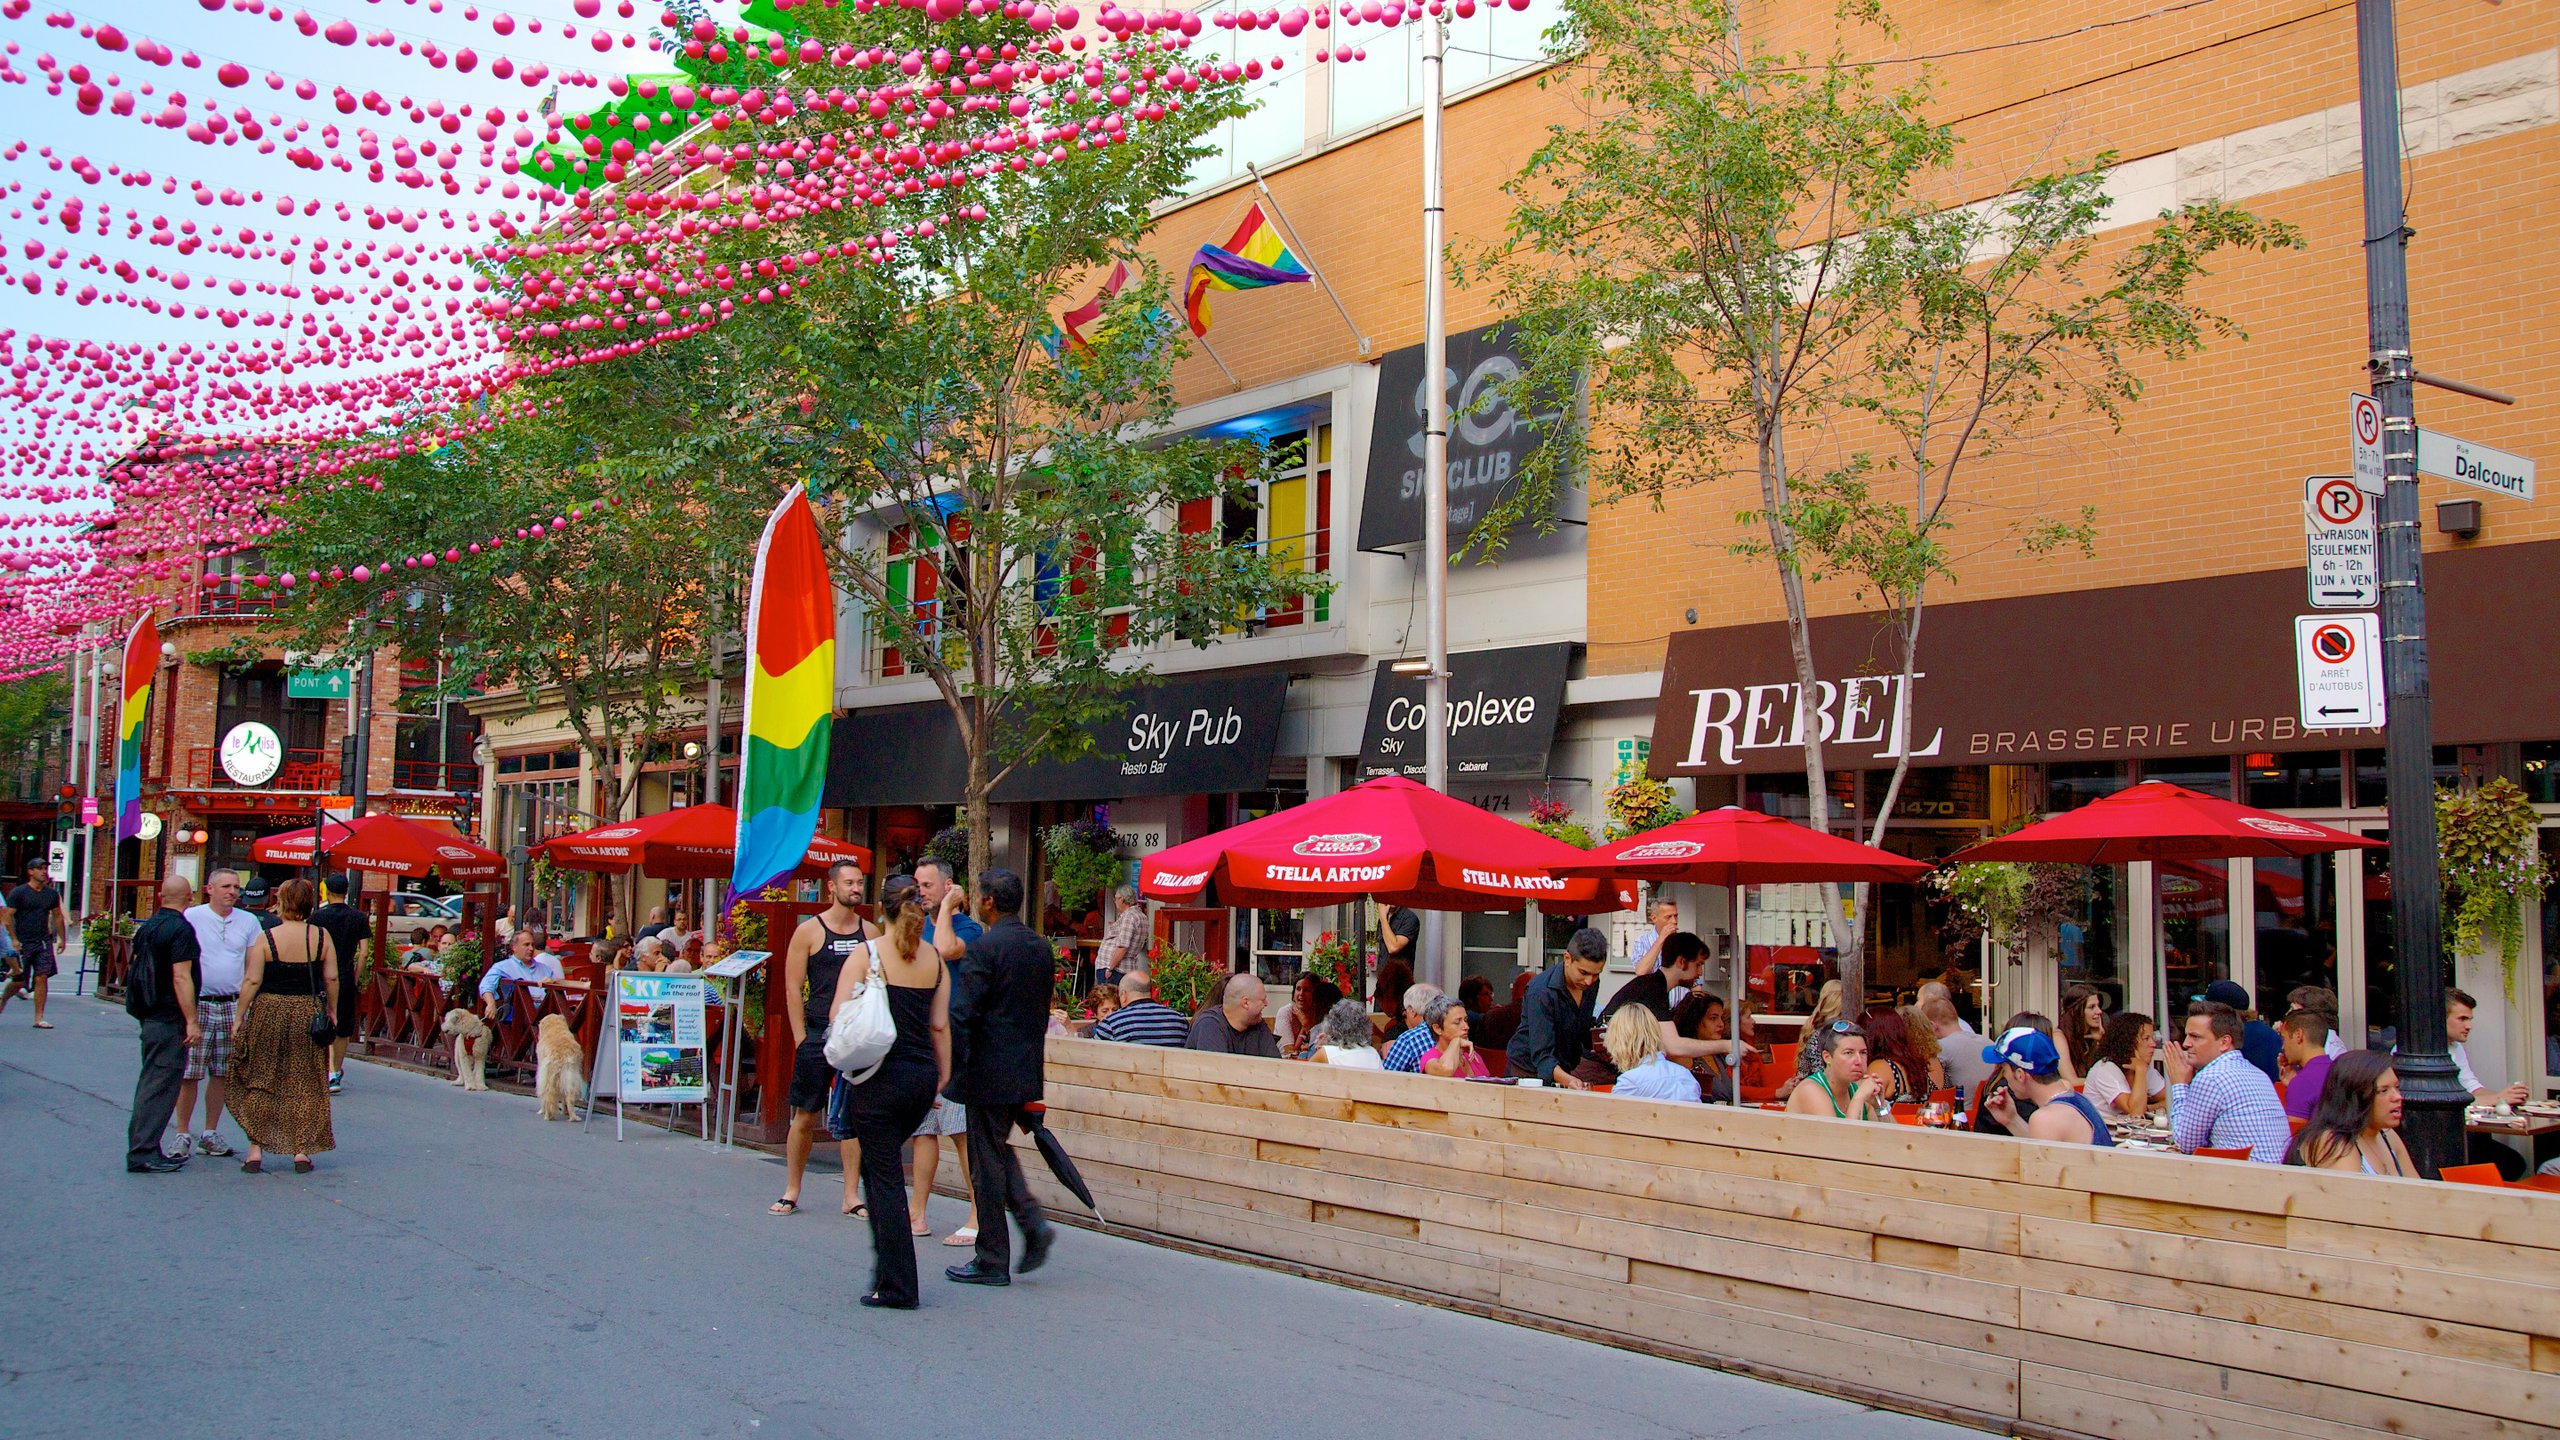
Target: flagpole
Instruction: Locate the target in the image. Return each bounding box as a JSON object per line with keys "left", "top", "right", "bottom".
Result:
{"left": 1419, "top": 0, "right": 1457, "bottom": 992}
{"left": 1196, "top": 333, "right": 1244, "bottom": 390}
{"left": 1245, "top": 163, "right": 1372, "bottom": 357}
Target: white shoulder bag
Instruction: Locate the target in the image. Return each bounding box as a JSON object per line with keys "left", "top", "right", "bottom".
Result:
{"left": 823, "top": 939, "right": 898, "bottom": 1083}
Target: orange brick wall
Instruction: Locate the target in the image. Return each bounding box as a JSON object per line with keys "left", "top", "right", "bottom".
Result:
{"left": 1133, "top": 0, "right": 2558, "bottom": 677}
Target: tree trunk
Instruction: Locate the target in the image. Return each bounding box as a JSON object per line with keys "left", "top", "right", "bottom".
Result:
{"left": 965, "top": 701, "right": 993, "bottom": 888}
{"left": 1758, "top": 425, "right": 1859, "bottom": 1011}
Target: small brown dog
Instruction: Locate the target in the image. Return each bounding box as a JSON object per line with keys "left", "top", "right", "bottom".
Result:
{"left": 533, "top": 1013, "right": 587, "bottom": 1120}
{"left": 440, "top": 1008, "right": 491, "bottom": 1091}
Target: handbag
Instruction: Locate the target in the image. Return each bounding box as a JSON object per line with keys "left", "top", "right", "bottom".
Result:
{"left": 302, "top": 929, "right": 336, "bottom": 1050}
{"left": 822, "top": 939, "right": 897, "bottom": 1083}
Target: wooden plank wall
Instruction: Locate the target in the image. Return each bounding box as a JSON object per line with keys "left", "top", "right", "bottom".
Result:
{"left": 1029, "top": 1038, "right": 2560, "bottom": 1440}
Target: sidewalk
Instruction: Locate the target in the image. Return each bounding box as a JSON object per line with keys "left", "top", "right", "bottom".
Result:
{"left": 0, "top": 992, "right": 1977, "bottom": 1440}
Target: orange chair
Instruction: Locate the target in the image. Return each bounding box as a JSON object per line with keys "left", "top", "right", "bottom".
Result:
{"left": 1889, "top": 1101, "right": 1921, "bottom": 1126}
{"left": 2288, "top": 1116, "right": 2309, "bottom": 1135}
{"left": 2521, "top": 1175, "right": 2560, "bottom": 1194}
{"left": 1927, "top": 1088, "right": 1959, "bottom": 1107}
{"left": 2196, "top": 1146, "right": 2253, "bottom": 1160}
{"left": 2440, "top": 1162, "right": 2514, "bottom": 1188}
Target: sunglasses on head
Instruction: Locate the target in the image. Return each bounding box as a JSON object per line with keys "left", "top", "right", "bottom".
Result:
{"left": 1829, "top": 1021, "right": 1856, "bottom": 1033}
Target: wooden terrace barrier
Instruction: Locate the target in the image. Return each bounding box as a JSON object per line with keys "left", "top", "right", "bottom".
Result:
{"left": 1029, "top": 1038, "right": 2560, "bottom": 1440}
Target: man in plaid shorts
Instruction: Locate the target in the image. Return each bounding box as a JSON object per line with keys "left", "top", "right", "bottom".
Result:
{"left": 176, "top": 869, "right": 262, "bottom": 1159}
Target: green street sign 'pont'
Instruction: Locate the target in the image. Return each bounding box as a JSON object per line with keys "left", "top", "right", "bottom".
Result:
{"left": 287, "top": 668, "right": 352, "bottom": 700}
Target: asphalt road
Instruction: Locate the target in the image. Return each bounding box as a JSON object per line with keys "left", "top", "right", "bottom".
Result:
{"left": 1, "top": 990, "right": 1977, "bottom": 1440}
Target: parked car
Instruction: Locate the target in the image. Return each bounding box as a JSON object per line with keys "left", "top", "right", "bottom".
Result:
{"left": 381, "top": 891, "right": 463, "bottom": 953}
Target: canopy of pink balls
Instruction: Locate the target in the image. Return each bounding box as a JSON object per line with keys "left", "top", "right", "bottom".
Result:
{"left": 0, "top": 0, "right": 1521, "bottom": 678}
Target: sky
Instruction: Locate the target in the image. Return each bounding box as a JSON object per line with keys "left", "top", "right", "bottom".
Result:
{"left": 0, "top": 0, "right": 741, "bottom": 539}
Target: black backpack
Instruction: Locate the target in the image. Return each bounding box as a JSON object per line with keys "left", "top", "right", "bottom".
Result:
{"left": 122, "top": 919, "right": 162, "bottom": 1020}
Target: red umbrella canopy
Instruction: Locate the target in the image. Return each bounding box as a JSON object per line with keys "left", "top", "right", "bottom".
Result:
{"left": 1549, "top": 807, "right": 1935, "bottom": 886}
{"left": 1946, "top": 781, "right": 2382, "bottom": 865}
{"left": 1141, "top": 776, "right": 1632, "bottom": 913}
{"left": 250, "top": 813, "right": 505, "bottom": 883}
{"left": 534, "top": 805, "right": 873, "bottom": 882}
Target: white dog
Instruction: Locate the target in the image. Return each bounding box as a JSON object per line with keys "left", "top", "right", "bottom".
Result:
{"left": 440, "top": 1008, "right": 491, "bottom": 1091}
{"left": 534, "top": 1013, "right": 587, "bottom": 1121}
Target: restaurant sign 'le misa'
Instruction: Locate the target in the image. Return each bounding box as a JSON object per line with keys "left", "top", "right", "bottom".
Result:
{"left": 1647, "top": 545, "right": 2560, "bottom": 776}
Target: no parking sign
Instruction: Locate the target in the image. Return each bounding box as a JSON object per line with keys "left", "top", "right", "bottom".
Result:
{"left": 2303, "top": 474, "right": 2378, "bottom": 609}
{"left": 2294, "top": 613, "right": 2384, "bottom": 730}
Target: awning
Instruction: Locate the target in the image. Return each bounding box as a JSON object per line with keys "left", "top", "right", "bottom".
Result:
{"left": 826, "top": 671, "right": 1291, "bottom": 808}
{"left": 1647, "top": 538, "right": 2560, "bottom": 775}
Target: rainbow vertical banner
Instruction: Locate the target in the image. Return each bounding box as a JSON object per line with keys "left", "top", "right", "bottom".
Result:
{"left": 114, "top": 611, "right": 160, "bottom": 842}
{"left": 731, "top": 485, "right": 836, "bottom": 899}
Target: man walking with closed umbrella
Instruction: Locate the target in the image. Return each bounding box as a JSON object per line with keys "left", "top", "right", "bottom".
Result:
{"left": 943, "top": 868, "right": 1058, "bottom": 1287}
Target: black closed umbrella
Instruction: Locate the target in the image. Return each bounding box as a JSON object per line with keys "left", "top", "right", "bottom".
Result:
{"left": 1018, "top": 1103, "right": 1105, "bottom": 1227}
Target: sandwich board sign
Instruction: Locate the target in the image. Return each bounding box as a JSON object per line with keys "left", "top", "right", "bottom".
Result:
{"left": 2303, "top": 475, "right": 2378, "bottom": 610}
{"left": 584, "top": 970, "right": 710, "bottom": 1140}
{"left": 2294, "top": 613, "right": 2384, "bottom": 731}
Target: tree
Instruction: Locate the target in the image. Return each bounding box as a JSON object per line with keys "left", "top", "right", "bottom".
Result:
{"left": 1474, "top": 0, "right": 2299, "bottom": 1002}
{"left": 0, "top": 669, "right": 68, "bottom": 802}
{"left": 764, "top": 126, "right": 1326, "bottom": 883}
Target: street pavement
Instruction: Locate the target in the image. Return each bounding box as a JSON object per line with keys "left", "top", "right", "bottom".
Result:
{"left": 2, "top": 989, "right": 1978, "bottom": 1440}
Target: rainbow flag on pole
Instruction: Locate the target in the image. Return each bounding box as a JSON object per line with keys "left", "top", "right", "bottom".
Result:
{"left": 114, "top": 611, "right": 159, "bottom": 842}
{"left": 1184, "top": 204, "right": 1310, "bottom": 338}
{"left": 731, "top": 485, "right": 836, "bottom": 899}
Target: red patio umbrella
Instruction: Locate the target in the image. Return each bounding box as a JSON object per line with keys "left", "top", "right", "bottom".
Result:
{"left": 1140, "top": 775, "right": 1630, "bottom": 913}
{"left": 1944, "top": 781, "right": 2379, "bottom": 1037}
{"left": 251, "top": 812, "right": 506, "bottom": 883}
{"left": 533, "top": 804, "right": 873, "bottom": 881}
{"left": 1551, "top": 807, "right": 1932, "bottom": 1106}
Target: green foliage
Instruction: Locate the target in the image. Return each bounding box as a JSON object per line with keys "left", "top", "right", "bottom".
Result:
{"left": 0, "top": 669, "right": 67, "bottom": 800}
{"left": 1603, "top": 769, "right": 1688, "bottom": 842}
{"left": 529, "top": 852, "right": 566, "bottom": 902}
{"left": 1041, "top": 818, "right": 1124, "bottom": 916}
{"left": 82, "top": 912, "right": 134, "bottom": 958}
{"left": 1524, "top": 795, "right": 1596, "bottom": 850}
{"left": 1148, "top": 942, "right": 1214, "bottom": 1018}
{"left": 2438, "top": 779, "right": 2543, "bottom": 987}
{"left": 924, "top": 825, "right": 971, "bottom": 883}
{"left": 438, "top": 936, "right": 484, "bottom": 997}
{"left": 1303, "top": 930, "right": 1364, "bottom": 995}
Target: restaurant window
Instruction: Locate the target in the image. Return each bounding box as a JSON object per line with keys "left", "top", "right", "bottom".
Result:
{"left": 878, "top": 509, "right": 955, "bottom": 680}
{"left": 1176, "top": 420, "right": 1335, "bottom": 635}
{"left": 2540, "top": 827, "right": 2560, "bottom": 1087}
{"left": 2247, "top": 751, "right": 2342, "bottom": 809}
{"left": 1222, "top": 789, "right": 1309, "bottom": 980}
{"left": 2055, "top": 867, "right": 2128, "bottom": 1012}
{"left": 2046, "top": 762, "right": 2129, "bottom": 813}
{"left": 2350, "top": 747, "right": 2460, "bottom": 808}
{"left": 2252, "top": 853, "right": 2340, "bottom": 1020}
{"left": 199, "top": 546, "right": 273, "bottom": 616}
{"left": 1743, "top": 770, "right": 1810, "bottom": 823}
{"left": 2160, "top": 858, "right": 2230, "bottom": 1006}
{"left": 2136, "top": 757, "right": 2233, "bottom": 798}
{"left": 2356, "top": 828, "right": 2452, "bottom": 1051}
{"left": 2522, "top": 743, "right": 2560, "bottom": 804}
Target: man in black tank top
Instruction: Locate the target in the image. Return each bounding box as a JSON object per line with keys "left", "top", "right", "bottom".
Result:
{"left": 773, "top": 860, "right": 871, "bottom": 1216}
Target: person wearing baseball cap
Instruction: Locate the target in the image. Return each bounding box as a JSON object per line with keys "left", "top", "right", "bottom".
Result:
{"left": 1979, "top": 1028, "right": 2113, "bottom": 1147}
{"left": 2198, "top": 980, "right": 2282, "bottom": 1083}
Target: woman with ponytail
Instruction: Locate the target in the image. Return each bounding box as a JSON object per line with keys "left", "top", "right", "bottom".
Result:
{"left": 841, "top": 874, "right": 956, "bottom": 1309}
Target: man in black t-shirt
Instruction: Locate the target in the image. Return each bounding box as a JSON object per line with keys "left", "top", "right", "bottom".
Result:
{"left": 1592, "top": 934, "right": 1750, "bottom": 1078}
{"left": 124, "top": 876, "right": 201, "bottom": 1172}
{"left": 309, "top": 873, "right": 372, "bottom": 1095}
{"left": 1, "top": 859, "right": 66, "bottom": 1029}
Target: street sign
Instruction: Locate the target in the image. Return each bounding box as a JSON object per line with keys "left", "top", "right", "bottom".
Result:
{"left": 2295, "top": 612, "right": 2385, "bottom": 730}
{"left": 2348, "top": 393, "right": 2386, "bottom": 496}
{"left": 287, "top": 667, "right": 352, "bottom": 700}
{"left": 2303, "top": 475, "right": 2378, "bottom": 609}
{"left": 2417, "top": 428, "right": 2536, "bottom": 501}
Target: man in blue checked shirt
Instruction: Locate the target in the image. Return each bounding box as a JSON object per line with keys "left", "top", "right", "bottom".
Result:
{"left": 1381, "top": 982, "right": 1444, "bottom": 1072}
{"left": 2166, "top": 1000, "right": 2292, "bottom": 1162}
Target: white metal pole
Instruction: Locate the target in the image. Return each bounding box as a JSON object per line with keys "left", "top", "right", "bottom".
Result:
{"left": 84, "top": 635, "right": 106, "bottom": 923}
{"left": 1419, "top": 0, "right": 1457, "bottom": 992}
{"left": 701, "top": 594, "right": 724, "bottom": 937}
{"left": 61, "top": 640, "right": 86, "bottom": 926}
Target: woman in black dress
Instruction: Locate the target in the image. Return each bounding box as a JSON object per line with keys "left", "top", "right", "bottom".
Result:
{"left": 841, "top": 875, "right": 952, "bottom": 1309}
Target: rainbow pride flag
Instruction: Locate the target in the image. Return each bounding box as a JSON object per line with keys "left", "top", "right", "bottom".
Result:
{"left": 731, "top": 486, "right": 836, "bottom": 899}
{"left": 114, "top": 611, "right": 159, "bottom": 842}
{"left": 1184, "top": 204, "right": 1310, "bottom": 338}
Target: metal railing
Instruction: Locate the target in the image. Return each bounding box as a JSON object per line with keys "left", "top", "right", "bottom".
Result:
{"left": 183, "top": 745, "right": 339, "bottom": 791}
{"left": 391, "top": 758, "right": 478, "bottom": 792}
